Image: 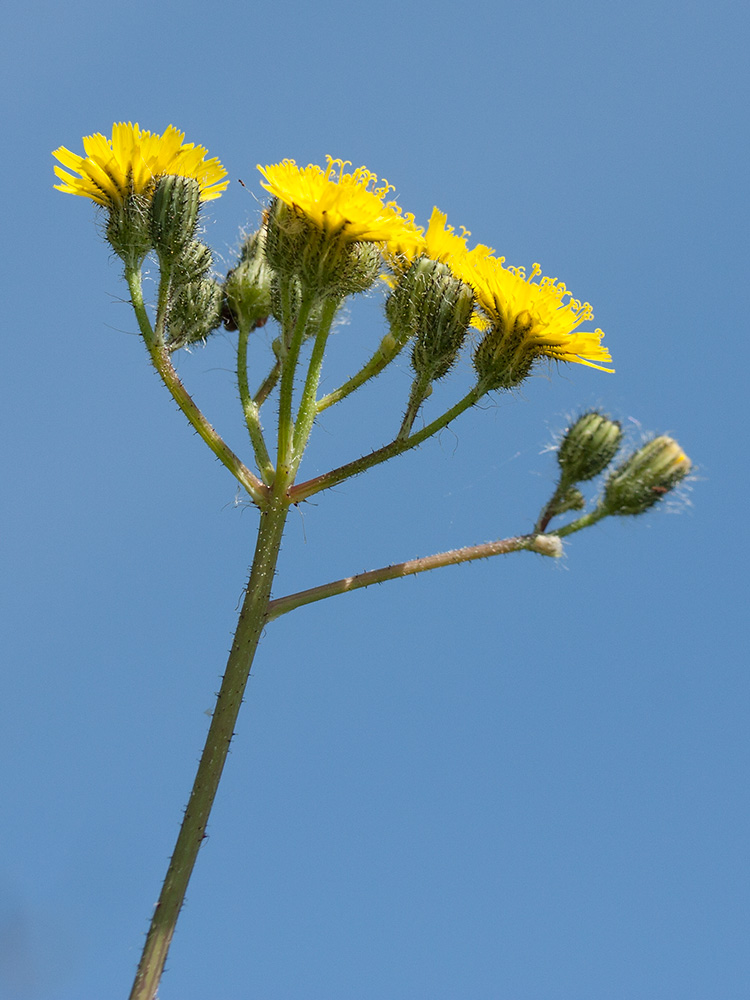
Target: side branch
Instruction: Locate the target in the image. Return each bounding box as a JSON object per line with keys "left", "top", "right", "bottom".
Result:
{"left": 266, "top": 533, "right": 562, "bottom": 621}
{"left": 126, "top": 266, "right": 267, "bottom": 505}
{"left": 148, "top": 342, "right": 268, "bottom": 504}
{"left": 289, "top": 386, "right": 482, "bottom": 503}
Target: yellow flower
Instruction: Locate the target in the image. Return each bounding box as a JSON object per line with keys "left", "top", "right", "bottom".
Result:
{"left": 390, "top": 206, "right": 493, "bottom": 267}
{"left": 458, "top": 254, "right": 614, "bottom": 374}
{"left": 53, "top": 123, "right": 229, "bottom": 208}
{"left": 257, "top": 157, "right": 424, "bottom": 252}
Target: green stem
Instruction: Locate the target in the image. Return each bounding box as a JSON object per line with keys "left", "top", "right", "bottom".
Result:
{"left": 289, "top": 384, "right": 483, "bottom": 503}
{"left": 126, "top": 267, "right": 267, "bottom": 505}
{"left": 254, "top": 358, "right": 281, "bottom": 406}
{"left": 550, "top": 506, "right": 608, "bottom": 538}
{"left": 291, "top": 295, "right": 339, "bottom": 466}
{"left": 153, "top": 261, "right": 172, "bottom": 345}
{"left": 396, "top": 371, "right": 433, "bottom": 441}
{"left": 316, "top": 331, "right": 408, "bottom": 413}
{"left": 535, "top": 494, "right": 560, "bottom": 534}
{"left": 267, "top": 533, "right": 561, "bottom": 621}
{"left": 128, "top": 498, "right": 290, "bottom": 1000}
{"left": 238, "top": 324, "right": 275, "bottom": 484}
{"left": 276, "top": 286, "right": 316, "bottom": 479}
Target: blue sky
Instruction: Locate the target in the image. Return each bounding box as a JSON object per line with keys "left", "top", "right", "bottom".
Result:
{"left": 2, "top": 0, "right": 748, "bottom": 997}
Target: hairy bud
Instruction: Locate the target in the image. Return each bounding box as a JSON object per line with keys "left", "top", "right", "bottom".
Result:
{"left": 386, "top": 258, "right": 474, "bottom": 382}
{"left": 557, "top": 411, "right": 623, "bottom": 484}
{"left": 166, "top": 278, "right": 223, "bottom": 352}
{"left": 602, "top": 436, "right": 691, "bottom": 516}
{"left": 223, "top": 229, "right": 273, "bottom": 332}
{"left": 150, "top": 176, "right": 200, "bottom": 264}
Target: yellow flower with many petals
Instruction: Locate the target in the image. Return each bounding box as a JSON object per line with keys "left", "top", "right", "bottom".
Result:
{"left": 453, "top": 254, "right": 613, "bottom": 389}
{"left": 257, "top": 157, "right": 424, "bottom": 254}
{"left": 389, "top": 206, "right": 493, "bottom": 269}
{"left": 53, "top": 123, "right": 228, "bottom": 208}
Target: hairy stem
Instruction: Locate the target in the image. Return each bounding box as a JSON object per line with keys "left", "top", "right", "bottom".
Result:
{"left": 292, "top": 295, "right": 339, "bottom": 466}
{"left": 550, "top": 506, "right": 608, "bottom": 538}
{"left": 267, "top": 533, "right": 561, "bottom": 621}
{"left": 254, "top": 358, "right": 281, "bottom": 406}
{"left": 396, "top": 371, "right": 433, "bottom": 441}
{"left": 126, "top": 267, "right": 266, "bottom": 505}
{"left": 276, "top": 286, "right": 316, "bottom": 479}
{"left": 238, "top": 323, "right": 275, "bottom": 484}
{"left": 290, "top": 385, "right": 483, "bottom": 503}
{"left": 316, "top": 332, "right": 409, "bottom": 413}
{"left": 128, "top": 499, "right": 290, "bottom": 1000}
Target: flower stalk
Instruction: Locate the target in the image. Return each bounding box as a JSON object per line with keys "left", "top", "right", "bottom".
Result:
{"left": 237, "top": 322, "right": 275, "bottom": 484}
{"left": 126, "top": 267, "right": 266, "bottom": 504}
{"left": 316, "top": 330, "right": 408, "bottom": 412}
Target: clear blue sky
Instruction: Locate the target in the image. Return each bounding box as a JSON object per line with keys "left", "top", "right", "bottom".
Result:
{"left": 2, "top": 0, "right": 748, "bottom": 997}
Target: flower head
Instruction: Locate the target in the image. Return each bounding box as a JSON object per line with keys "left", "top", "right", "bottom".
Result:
{"left": 454, "top": 254, "right": 613, "bottom": 389}
{"left": 52, "top": 123, "right": 228, "bottom": 208}
{"left": 257, "top": 157, "right": 424, "bottom": 253}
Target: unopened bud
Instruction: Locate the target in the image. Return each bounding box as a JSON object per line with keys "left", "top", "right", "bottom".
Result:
{"left": 386, "top": 258, "right": 474, "bottom": 381}
{"left": 173, "top": 240, "right": 213, "bottom": 284}
{"left": 558, "top": 411, "right": 623, "bottom": 484}
{"left": 223, "top": 230, "right": 273, "bottom": 332}
{"left": 472, "top": 312, "right": 536, "bottom": 391}
{"left": 602, "top": 435, "right": 691, "bottom": 516}
{"left": 150, "top": 176, "right": 200, "bottom": 264}
{"left": 166, "top": 278, "right": 223, "bottom": 351}
{"left": 554, "top": 486, "right": 586, "bottom": 515}
{"left": 105, "top": 193, "right": 152, "bottom": 266}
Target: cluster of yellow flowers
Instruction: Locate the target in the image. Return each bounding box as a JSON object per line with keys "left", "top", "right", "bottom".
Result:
{"left": 53, "top": 123, "right": 612, "bottom": 374}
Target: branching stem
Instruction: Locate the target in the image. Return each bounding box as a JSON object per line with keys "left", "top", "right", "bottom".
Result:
{"left": 316, "top": 332, "right": 408, "bottom": 413}
{"left": 267, "top": 533, "right": 561, "bottom": 621}
{"left": 125, "top": 267, "right": 266, "bottom": 505}
{"left": 290, "top": 384, "right": 483, "bottom": 502}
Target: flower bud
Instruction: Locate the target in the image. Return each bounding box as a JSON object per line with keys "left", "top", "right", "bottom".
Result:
{"left": 472, "top": 312, "right": 537, "bottom": 391}
{"left": 149, "top": 176, "right": 200, "bottom": 264}
{"left": 105, "top": 192, "right": 153, "bottom": 266}
{"left": 557, "top": 411, "right": 623, "bottom": 484}
{"left": 554, "top": 486, "right": 586, "bottom": 515}
{"left": 173, "top": 240, "right": 213, "bottom": 284}
{"left": 263, "top": 197, "right": 381, "bottom": 296}
{"left": 222, "top": 230, "right": 273, "bottom": 332}
{"left": 602, "top": 436, "right": 691, "bottom": 516}
{"left": 166, "top": 278, "right": 223, "bottom": 351}
{"left": 386, "top": 258, "right": 474, "bottom": 382}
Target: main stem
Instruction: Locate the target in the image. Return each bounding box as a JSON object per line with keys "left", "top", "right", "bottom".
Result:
{"left": 128, "top": 499, "right": 290, "bottom": 1000}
